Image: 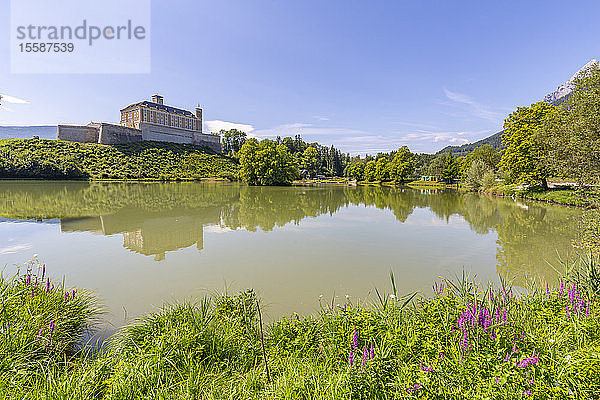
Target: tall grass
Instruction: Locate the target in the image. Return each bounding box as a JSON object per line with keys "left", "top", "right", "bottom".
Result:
{"left": 1, "top": 259, "right": 599, "bottom": 399}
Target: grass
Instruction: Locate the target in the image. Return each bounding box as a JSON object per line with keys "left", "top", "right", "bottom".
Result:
{"left": 0, "top": 139, "right": 238, "bottom": 181}
{"left": 2, "top": 259, "right": 600, "bottom": 399}
{"left": 483, "top": 184, "right": 600, "bottom": 208}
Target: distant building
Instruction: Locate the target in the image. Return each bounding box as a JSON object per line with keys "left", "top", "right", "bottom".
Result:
{"left": 57, "top": 95, "right": 221, "bottom": 152}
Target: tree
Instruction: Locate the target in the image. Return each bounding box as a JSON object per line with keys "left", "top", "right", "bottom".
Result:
{"left": 220, "top": 129, "right": 247, "bottom": 155}
{"left": 374, "top": 157, "right": 390, "bottom": 182}
{"left": 345, "top": 160, "right": 365, "bottom": 181}
{"left": 389, "top": 146, "right": 414, "bottom": 182}
{"left": 539, "top": 64, "right": 600, "bottom": 187}
{"left": 364, "top": 160, "right": 377, "bottom": 182}
{"left": 441, "top": 153, "right": 460, "bottom": 183}
{"left": 499, "top": 102, "right": 557, "bottom": 188}
{"left": 464, "top": 159, "right": 493, "bottom": 191}
{"left": 239, "top": 139, "right": 299, "bottom": 185}
{"left": 300, "top": 146, "right": 320, "bottom": 177}
{"left": 460, "top": 145, "right": 500, "bottom": 176}
{"left": 428, "top": 154, "right": 446, "bottom": 179}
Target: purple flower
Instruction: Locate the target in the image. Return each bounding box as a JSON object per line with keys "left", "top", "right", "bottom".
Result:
{"left": 31, "top": 289, "right": 34, "bottom": 297}
{"left": 559, "top": 280, "right": 564, "bottom": 295}
{"left": 370, "top": 345, "right": 375, "bottom": 359}
{"left": 438, "top": 352, "right": 444, "bottom": 360}
{"left": 518, "top": 353, "right": 539, "bottom": 368}
{"left": 406, "top": 384, "right": 421, "bottom": 393}
{"left": 523, "top": 390, "right": 532, "bottom": 396}
{"left": 361, "top": 346, "right": 367, "bottom": 371}
{"left": 494, "top": 377, "right": 500, "bottom": 383}
{"left": 46, "top": 278, "right": 50, "bottom": 292}
{"left": 49, "top": 320, "right": 55, "bottom": 334}
{"left": 586, "top": 301, "right": 590, "bottom": 318}
{"left": 37, "top": 328, "right": 43, "bottom": 339}
{"left": 421, "top": 365, "right": 433, "bottom": 372}
{"left": 42, "top": 265, "right": 45, "bottom": 280}
{"left": 348, "top": 350, "right": 353, "bottom": 366}
{"left": 352, "top": 330, "right": 359, "bottom": 349}
{"left": 26, "top": 275, "right": 31, "bottom": 285}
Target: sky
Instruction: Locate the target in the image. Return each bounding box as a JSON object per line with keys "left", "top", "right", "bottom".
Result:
{"left": 1, "top": 0, "right": 600, "bottom": 155}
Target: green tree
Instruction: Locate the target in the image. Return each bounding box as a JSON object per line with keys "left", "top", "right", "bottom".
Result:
{"left": 220, "top": 129, "right": 247, "bottom": 155}
{"left": 374, "top": 157, "right": 390, "bottom": 182}
{"left": 441, "top": 153, "right": 460, "bottom": 183}
{"left": 428, "top": 154, "right": 446, "bottom": 180}
{"left": 389, "top": 146, "right": 414, "bottom": 182}
{"left": 540, "top": 65, "right": 600, "bottom": 187}
{"left": 239, "top": 139, "right": 299, "bottom": 185}
{"left": 300, "top": 146, "right": 320, "bottom": 177}
{"left": 464, "top": 159, "right": 493, "bottom": 191}
{"left": 499, "top": 102, "right": 557, "bottom": 188}
{"left": 364, "top": 160, "right": 377, "bottom": 182}
{"left": 460, "top": 145, "right": 500, "bottom": 176}
{"left": 345, "top": 160, "right": 365, "bottom": 181}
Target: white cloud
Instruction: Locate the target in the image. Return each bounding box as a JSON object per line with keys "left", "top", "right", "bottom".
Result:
{"left": 203, "top": 120, "right": 254, "bottom": 134}
{"left": 0, "top": 244, "right": 32, "bottom": 255}
{"left": 0, "top": 93, "right": 30, "bottom": 104}
{"left": 443, "top": 89, "right": 503, "bottom": 123}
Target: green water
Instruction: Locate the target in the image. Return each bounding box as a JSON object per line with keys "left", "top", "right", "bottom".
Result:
{"left": 0, "top": 181, "right": 582, "bottom": 329}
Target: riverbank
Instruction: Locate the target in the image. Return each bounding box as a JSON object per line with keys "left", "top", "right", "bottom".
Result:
{"left": 0, "top": 139, "right": 238, "bottom": 181}
{"left": 483, "top": 184, "right": 599, "bottom": 208}
{"left": 3, "top": 260, "right": 599, "bottom": 399}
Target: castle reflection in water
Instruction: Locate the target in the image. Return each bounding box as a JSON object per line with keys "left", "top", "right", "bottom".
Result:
{"left": 60, "top": 208, "right": 220, "bottom": 261}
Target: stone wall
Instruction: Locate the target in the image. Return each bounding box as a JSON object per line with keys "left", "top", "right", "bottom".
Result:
{"left": 98, "top": 123, "right": 142, "bottom": 145}
{"left": 58, "top": 122, "right": 221, "bottom": 153}
{"left": 57, "top": 124, "right": 99, "bottom": 143}
{"left": 192, "top": 133, "right": 221, "bottom": 153}
{"left": 140, "top": 123, "right": 195, "bottom": 144}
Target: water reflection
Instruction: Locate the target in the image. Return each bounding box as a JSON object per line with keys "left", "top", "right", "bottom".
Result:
{"left": 0, "top": 181, "right": 581, "bottom": 285}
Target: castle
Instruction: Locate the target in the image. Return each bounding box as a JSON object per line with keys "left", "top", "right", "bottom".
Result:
{"left": 57, "top": 95, "right": 221, "bottom": 153}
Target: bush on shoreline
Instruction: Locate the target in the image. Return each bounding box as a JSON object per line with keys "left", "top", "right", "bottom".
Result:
{"left": 2, "top": 260, "right": 600, "bottom": 399}
{"left": 0, "top": 139, "right": 238, "bottom": 181}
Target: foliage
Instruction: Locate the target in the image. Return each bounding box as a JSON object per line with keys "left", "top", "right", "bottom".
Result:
{"left": 389, "top": 146, "right": 414, "bottom": 182}
{"left": 301, "top": 146, "right": 321, "bottom": 178}
{"left": 0, "top": 139, "right": 237, "bottom": 181}
{"left": 345, "top": 160, "right": 366, "bottom": 181}
{"left": 460, "top": 145, "right": 500, "bottom": 177}
{"left": 374, "top": 158, "right": 390, "bottom": 182}
{"left": 499, "top": 102, "right": 558, "bottom": 188}
{"left": 464, "top": 159, "right": 494, "bottom": 191}
{"left": 239, "top": 138, "right": 300, "bottom": 185}
{"left": 539, "top": 65, "right": 600, "bottom": 187}
{"left": 4, "top": 260, "right": 600, "bottom": 399}
{"left": 364, "top": 160, "right": 377, "bottom": 182}
{"left": 219, "top": 129, "right": 247, "bottom": 155}
{"left": 279, "top": 135, "right": 349, "bottom": 177}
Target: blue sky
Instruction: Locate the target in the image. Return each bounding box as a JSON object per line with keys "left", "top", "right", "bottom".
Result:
{"left": 1, "top": 0, "right": 599, "bottom": 154}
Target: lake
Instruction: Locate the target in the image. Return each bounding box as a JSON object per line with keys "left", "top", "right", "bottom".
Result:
{"left": 0, "top": 181, "right": 582, "bottom": 331}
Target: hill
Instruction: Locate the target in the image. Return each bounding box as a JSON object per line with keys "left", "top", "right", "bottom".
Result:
{"left": 0, "top": 125, "right": 56, "bottom": 140}
{"left": 437, "top": 59, "right": 599, "bottom": 157}
{"left": 436, "top": 130, "right": 504, "bottom": 157}
{"left": 0, "top": 139, "right": 237, "bottom": 180}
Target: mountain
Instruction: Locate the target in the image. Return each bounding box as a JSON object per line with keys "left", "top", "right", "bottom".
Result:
{"left": 436, "top": 131, "right": 503, "bottom": 157}
{"left": 437, "top": 59, "right": 599, "bottom": 156}
{"left": 543, "top": 59, "right": 598, "bottom": 104}
{"left": 0, "top": 126, "right": 56, "bottom": 140}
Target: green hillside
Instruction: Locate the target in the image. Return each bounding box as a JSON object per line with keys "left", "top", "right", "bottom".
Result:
{"left": 0, "top": 139, "right": 237, "bottom": 180}
{"left": 436, "top": 130, "right": 504, "bottom": 157}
